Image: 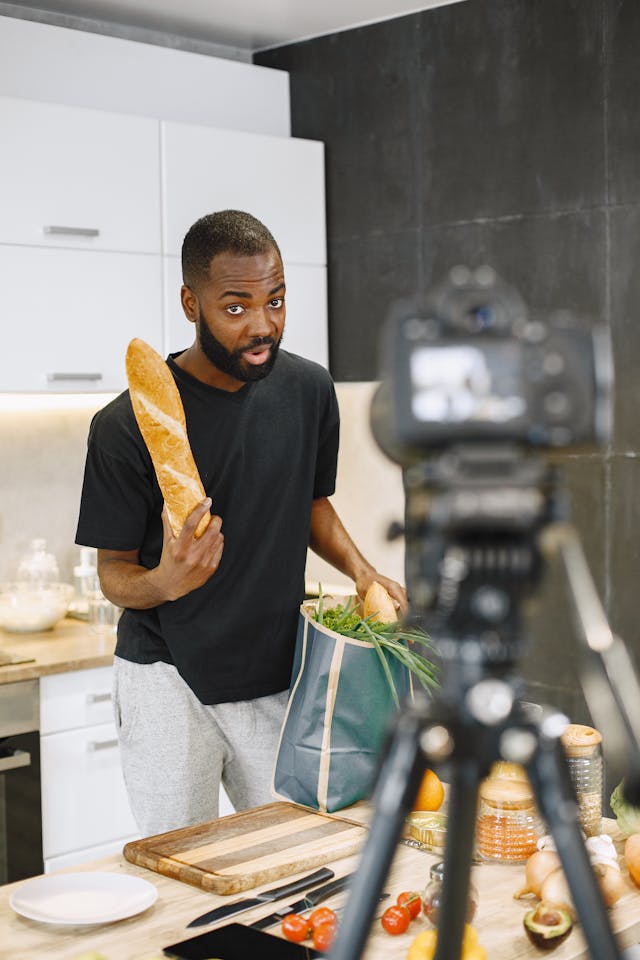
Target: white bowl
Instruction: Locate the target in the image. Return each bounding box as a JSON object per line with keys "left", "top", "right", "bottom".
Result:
{"left": 0, "top": 582, "right": 74, "bottom": 633}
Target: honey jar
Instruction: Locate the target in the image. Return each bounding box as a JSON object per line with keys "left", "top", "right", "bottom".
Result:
{"left": 475, "top": 765, "right": 542, "bottom": 863}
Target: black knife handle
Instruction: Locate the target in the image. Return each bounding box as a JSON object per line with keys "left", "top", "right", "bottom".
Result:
{"left": 304, "top": 873, "right": 352, "bottom": 906}
{"left": 257, "top": 866, "right": 334, "bottom": 902}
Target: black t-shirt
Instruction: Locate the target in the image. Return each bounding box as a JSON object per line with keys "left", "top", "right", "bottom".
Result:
{"left": 75, "top": 349, "right": 339, "bottom": 704}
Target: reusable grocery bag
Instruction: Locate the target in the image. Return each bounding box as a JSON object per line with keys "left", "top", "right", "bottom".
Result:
{"left": 272, "top": 598, "right": 413, "bottom": 813}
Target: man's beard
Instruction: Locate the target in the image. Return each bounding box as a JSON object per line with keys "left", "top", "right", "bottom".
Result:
{"left": 197, "top": 320, "right": 282, "bottom": 382}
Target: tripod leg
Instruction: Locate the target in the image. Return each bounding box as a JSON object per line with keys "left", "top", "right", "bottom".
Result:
{"left": 432, "top": 759, "right": 482, "bottom": 960}
{"left": 330, "top": 705, "right": 428, "bottom": 960}
{"left": 527, "top": 724, "right": 621, "bottom": 960}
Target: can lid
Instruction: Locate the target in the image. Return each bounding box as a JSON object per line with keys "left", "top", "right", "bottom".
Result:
{"left": 561, "top": 723, "right": 602, "bottom": 756}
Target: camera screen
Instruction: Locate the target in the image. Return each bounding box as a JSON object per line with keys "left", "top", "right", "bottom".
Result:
{"left": 409, "top": 341, "right": 527, "bottom": 425}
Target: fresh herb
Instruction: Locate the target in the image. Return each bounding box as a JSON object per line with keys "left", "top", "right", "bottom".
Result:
{"left": 312, "top": 588, "right": 439, "bottom": 707}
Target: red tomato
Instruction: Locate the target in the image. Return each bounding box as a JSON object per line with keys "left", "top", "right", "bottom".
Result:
{"left": 281, "top": 913, "right": 311, "bottom": 943}
{"left": 381, "top": 903, "right": 411, "bottom": 935}
{"left": 312, "top": 921, "right": 336, "bottom": 951}
{"left": 308, "top": 906, "right": 338, "bottom": 930}
{"left": 397, "top": 890, "right": 421, "bottom": 920}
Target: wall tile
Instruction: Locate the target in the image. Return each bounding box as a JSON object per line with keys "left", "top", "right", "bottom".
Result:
{"left": 417, "top": 0, "right": 605, "bottom": 224}
{"left": 609, "top": 204, "right": 640, "bottom": 453}
{"left": 606, "top": 0, "right": 640, "bottom": 204}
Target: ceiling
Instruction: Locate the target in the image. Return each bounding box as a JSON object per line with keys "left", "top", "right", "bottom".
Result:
{"left": 10, "top": 0, "right": 463, "bottom": 53}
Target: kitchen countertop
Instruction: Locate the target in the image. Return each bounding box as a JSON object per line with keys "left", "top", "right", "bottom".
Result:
{"left": 3, "top": 811, "right": 640, "bottom": 959}
{"left": 0, "top": 617, "right": 116, "bottom": 684}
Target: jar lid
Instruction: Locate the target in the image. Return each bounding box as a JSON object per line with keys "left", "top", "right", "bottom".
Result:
{"left": 430, "top": 861, "right": 444, "bottom": 881}
{"left": 479, "top": 777, "right": 535, "bottom": 808}
{"left": 561, "top": 723, "right": 602, "bottom": 756}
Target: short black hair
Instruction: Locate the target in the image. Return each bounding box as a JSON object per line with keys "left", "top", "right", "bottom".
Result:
{"left": 181, "top": 210, "right": 281, "bottom": 290}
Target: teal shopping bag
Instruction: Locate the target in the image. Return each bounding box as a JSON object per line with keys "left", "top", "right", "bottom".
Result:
{"left": 272, "top": 599, "right": 412, "bottom": 813}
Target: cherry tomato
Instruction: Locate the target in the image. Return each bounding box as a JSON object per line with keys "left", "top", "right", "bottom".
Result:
{"left": 312, "top": 921, "right": 337, "bottom": 951}
{"left": 308, "top": 906, "right": 338, "bottom": 930}
{"left": 281, "top": 912, "right": 311, "bottom": 943}
{"left": 397, "top": 890, "right": 421, "bottom": 920}
{"left": 381, "top": 903, "right": 411, "bottom": 935}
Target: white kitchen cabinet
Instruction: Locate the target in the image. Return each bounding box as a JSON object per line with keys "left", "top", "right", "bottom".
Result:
{"left": 163, "top": 256, "right": 329, "bottom": 368}
{"left": 0, "top": 96, "right": 161, "bottom": 254}
{"left": 0, "top": 245, "right": 162, "bottom": 392}
{"left": 40, "top": 667, "right": 139, "bottom": 869}
{"left": 161, "top": 121, "right": 326, "bottom": 265}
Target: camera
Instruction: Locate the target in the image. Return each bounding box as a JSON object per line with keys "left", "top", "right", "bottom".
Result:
{"left": 371, "top": 266, "right": 612, "bottom": 467}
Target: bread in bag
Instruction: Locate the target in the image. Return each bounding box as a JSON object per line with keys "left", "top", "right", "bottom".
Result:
{"left": 125, "top": 338, "right": 211, "bottom": 538}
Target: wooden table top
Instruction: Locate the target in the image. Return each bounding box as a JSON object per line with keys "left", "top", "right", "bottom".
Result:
{"left": 0, "top": 617, "right": 115, "bottom": 685}
{"left": 2, "top": 813, "right": 640, "bottom": 960}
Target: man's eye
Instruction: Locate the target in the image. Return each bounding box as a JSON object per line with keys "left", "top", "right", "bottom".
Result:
{"left": 270, "top": 298, "right": 284, "bottom": 309}
{"left": 226, "top": 304, "right": 244, "bottom": 316}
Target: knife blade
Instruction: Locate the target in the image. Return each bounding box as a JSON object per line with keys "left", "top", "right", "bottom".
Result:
{"left": 249, "top": 873, "right": 354, "bottom": 930}
{"left": 187, "top": 866, "right": 335, "bottom": 928}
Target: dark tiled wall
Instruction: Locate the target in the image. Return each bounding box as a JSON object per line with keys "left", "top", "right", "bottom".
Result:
{"left": 256, "top": 0, "right": 640, "bottom": 799}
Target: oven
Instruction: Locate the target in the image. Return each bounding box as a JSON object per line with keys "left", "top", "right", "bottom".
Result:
{"left": 0, "top": 680, "right": 43, "bottom": 884}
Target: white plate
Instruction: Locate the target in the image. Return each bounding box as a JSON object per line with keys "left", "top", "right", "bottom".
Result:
{"left": 9, "top": 871, "right": 158, "bottom": 925}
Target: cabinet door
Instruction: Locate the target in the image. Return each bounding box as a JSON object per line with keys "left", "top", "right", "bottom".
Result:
{"left": 161, "top": 122, "right": 326, "bottom": 265}
{"left": 40, "top": 667, "right": 115, "bottom": 735}
{"left": 0, "top": 246, "right": 162, "bottom": 392}
{"left": 163, "top": 256, "right": 328, "bottom": 368}
{"left": 40, "top": 721, "right": 138, "bottom": 859}
{"left": 0, "top": 96, "right": 161, "bottom": 253}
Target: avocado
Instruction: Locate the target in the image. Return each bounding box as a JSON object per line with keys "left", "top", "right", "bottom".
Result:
{"left": 523, "top": 902, "right": 573, "bottom": 950}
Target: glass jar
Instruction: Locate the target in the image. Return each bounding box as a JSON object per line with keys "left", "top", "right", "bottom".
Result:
{"left": 561, "top": 723, "right": 603, "bottom": 837}
{"left": 422, "top": 860, "right": 478, "bottom": 928}
{"left": 17, "top": 538, "right": 59, "bottom": 589}
{"left": 475, "top": 769, "right": 542, "bottom": 863}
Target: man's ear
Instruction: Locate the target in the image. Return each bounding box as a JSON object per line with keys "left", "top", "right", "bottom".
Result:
{"left": 181, "top": 284, "right": 198, "bottom": 324}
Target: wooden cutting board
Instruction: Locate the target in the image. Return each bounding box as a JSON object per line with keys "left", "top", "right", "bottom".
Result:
{"left": 123, "top": 801, "right": 368, "bottom": 894}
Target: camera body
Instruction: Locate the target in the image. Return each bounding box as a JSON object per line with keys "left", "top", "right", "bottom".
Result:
{"left": 373, "top": 267, "right": 612, "bottom": 466}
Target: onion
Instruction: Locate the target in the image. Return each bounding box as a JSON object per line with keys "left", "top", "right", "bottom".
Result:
{"left": 625, "top": 833, "right": 640, "bottom": 888}
{"left": 514, "top": 850, "right": 561, "bottom": 899}
{"left": 593, "top": 863, "right": 626, "bottom": 907}
{"left": 540, "top": 868, "right": 575, "bottom": 917}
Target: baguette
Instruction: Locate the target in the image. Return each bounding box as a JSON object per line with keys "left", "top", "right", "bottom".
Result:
{"left": 125, "top": 338, "right": 211, "bottom": 538}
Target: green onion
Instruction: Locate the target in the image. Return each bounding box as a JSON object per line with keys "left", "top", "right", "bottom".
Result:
{"left": 310, "top": 593, "right": 439, "bottom": 700}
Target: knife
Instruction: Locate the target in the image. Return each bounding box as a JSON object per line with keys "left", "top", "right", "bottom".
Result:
{"left": 249, "top": 873, "right": 353, "bottom": 930}
{"left": 186, "top": 867, "right": 334, "bottom": 928}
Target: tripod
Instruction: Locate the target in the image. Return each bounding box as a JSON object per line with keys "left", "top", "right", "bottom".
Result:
{"left": 330, "top": 446, "right": 640, "bottom": 960}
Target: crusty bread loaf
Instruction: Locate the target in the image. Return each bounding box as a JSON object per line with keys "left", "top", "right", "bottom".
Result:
{"left": 125, "top": 338, "right": 211, "bottom": 538}
{"left": 363, "top": 581, "right": 398, "bottom": 623}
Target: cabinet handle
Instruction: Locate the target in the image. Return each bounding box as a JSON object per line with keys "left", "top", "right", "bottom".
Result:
{"left": 86, "top": 692, "right": 112, "bottom": 704}
{"left": 43, "top": 225, "right": 100, "bottom": 237}
{"left": 47, "top": 372, "right": 103, "bottom": 383}
{"left": 87, "top": 738, "right": 119, "bottom": 752}
{"left": 0, "top": 749, "right": 31, "bottom": 773}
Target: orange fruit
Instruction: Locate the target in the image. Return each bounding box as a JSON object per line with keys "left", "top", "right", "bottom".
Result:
{"left": 413, "top": 769, "right": 445, "bottom": 811}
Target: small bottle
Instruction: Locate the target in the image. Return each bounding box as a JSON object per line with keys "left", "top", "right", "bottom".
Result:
{"left": 561, "top": 723, "right": 603, "bottom": 837}
{"left": 17, "top": 538, "right": 59, "bottom": 589}
{"left": 475, "top": 765, "right": 542, "bottom": 863}
{"left": 72, "top": 547, "right": 98, "bottom": 616}
{"left": 422, "top": 860, "right": 478, "bottom": 928}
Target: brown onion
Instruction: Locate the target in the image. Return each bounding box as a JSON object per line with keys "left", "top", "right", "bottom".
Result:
{"left": 540, "top": 868, "right": 575, "bottom": 917}
{"left": 593, "top": 863, "right": 626, "bottom": 907}
{"left": 514, "top": 850, "right": 562, "bottom": 900}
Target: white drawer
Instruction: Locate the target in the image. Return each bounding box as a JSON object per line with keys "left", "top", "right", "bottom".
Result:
{"left": 44, "top": 834, "right": 139, "bottom": 874}
{"left": 40, "top": 667, "right": 114, "bottom": 734}
{"left": 40, "top": 721, "right": 137, "bottom": 858}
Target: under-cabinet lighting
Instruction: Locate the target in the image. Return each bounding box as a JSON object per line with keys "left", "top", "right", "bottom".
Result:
{"left": 0, "top": 393, "right": 118, "bottom": 412}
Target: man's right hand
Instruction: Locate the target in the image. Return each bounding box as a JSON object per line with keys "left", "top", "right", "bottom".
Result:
{"left": 156, "top": 498, "right": 225, "bottom": 601}
{"left": 96, "top": 497, "right": 224, "bottom": 610}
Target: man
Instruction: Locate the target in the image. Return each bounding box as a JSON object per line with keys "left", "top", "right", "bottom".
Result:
{"left": 76, "top": 209, "right": 406, "bottom": 836}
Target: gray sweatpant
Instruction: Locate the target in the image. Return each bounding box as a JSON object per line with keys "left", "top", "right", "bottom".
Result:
{"left": 113, "top": 656, "right": 289, "bottom": 836}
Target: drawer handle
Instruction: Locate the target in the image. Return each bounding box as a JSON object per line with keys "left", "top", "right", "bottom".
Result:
{"left": 86, "top": 692, "right": 112, "bottom": 704}
{"left": 47, "top": 372, "right": 103, "bottom": 383}
{"left": 87, "top": 738, "right": 118, "bottom": 752}
{"left": 43, "top": 225, "right": 100, "bottom": 237}
{"left": 0, "top": 749, "right": 31, "bottom": 773}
